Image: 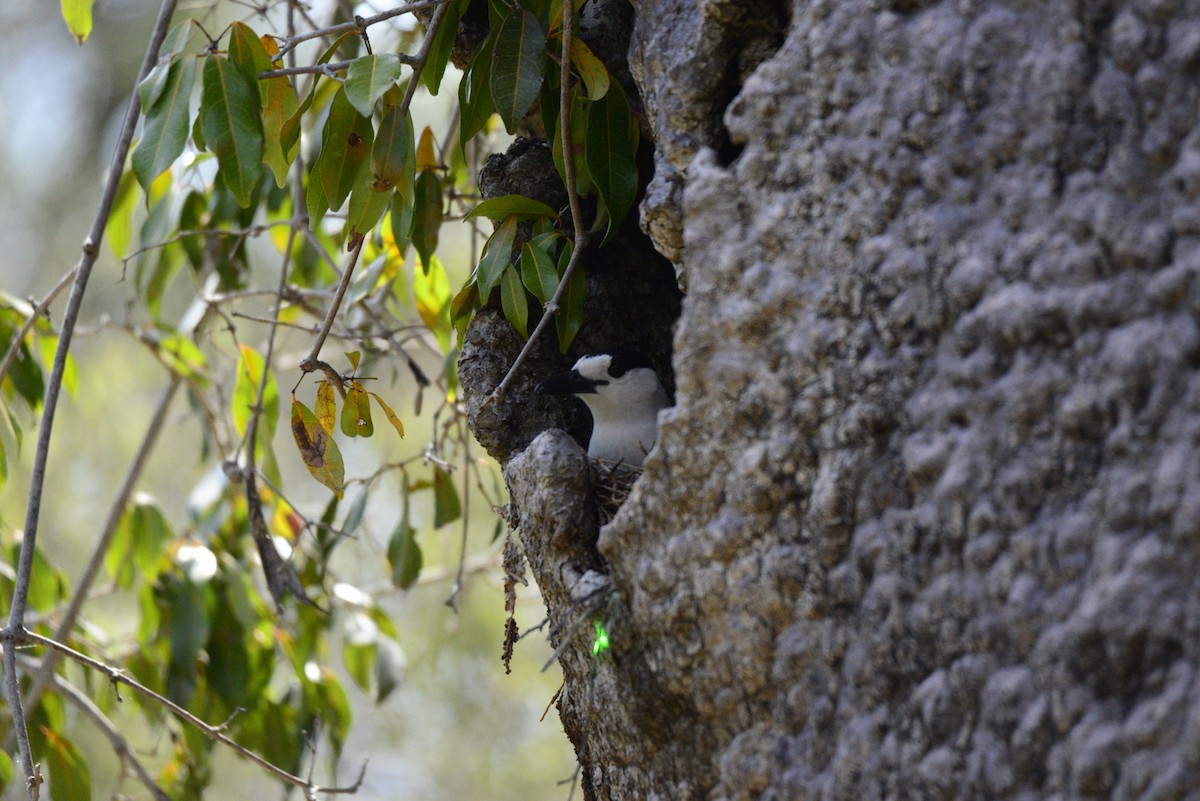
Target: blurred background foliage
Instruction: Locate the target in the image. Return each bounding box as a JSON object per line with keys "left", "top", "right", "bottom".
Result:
{"left": 0, "top": 0, "right": 577, "bottom": 797}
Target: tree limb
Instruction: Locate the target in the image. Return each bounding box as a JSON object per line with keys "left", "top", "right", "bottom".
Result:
{"left": 1, "top": 0, "right": 179, "bottom": 793}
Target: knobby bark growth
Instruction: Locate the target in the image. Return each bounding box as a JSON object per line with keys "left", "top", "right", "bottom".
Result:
{"left": 469, "top": 0, "right": 1200, "bottom": 799}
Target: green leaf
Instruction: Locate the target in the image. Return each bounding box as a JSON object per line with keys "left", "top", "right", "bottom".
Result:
{"left": 154, "top": 329, "right": 209, "bottom": 383}
{"left": 0, "top": 749, "right": 13, "bottom": 795}
{"left": 106, "top": 495, "right": 172, "bottom": 588}
{"left": 42, "top": 728, "right": 91, "bottom": 801}
{"left": 106, "top": 169, "right": 138, "bottom": 259}
{"left": 458, "top": 31, "right": 496, "bottom": 147}
{"left": 372, "top": 103, "right": 413, "bottom": 191}
{"left": 342, "top": 488, "right": 370, "bottom": 536}
{"left": 291, "top": 398, "right": 345, "bottom": 497}
{"left": 555, "top": 246, "right": 585, "bottom": 353}
{"left": 476, "top": 215, "right": 519, "bottom": 300}
{"left": 316, "top": 88, "right": 373, "bottom": 212}
{"left": 490, "top": 7, "right": 546, "bottom": 132}
{"left": 500, "top": 266, "right": 529, "bottom": 338}
{"left": 340, "top": 381, "right": 374, "bottom": 437}
{"left": 412, "top": 170, "right": 443, "bottom": 268}
{"left": 37, "top": 335, "right": 78, "bottom": 398}
{"left": 570, "top": 36, "right": 610, "bottom": 99}
{"left": 200, "top": 55, "right": 264, "bottom": 207}
{"left": 585, "top": 81, "right": 639, "bottom": 243}
{"left": 433, "top": 467, "right": 461, "bottom": 528}
{"left": 342, "top": 640, "right": 375, "bottom": 693}
{"left": 228, "top": 22, "right": 273, "bottom": 105}
{"left": 347, "top": 180, "right": 394, "bottom": 239}
{"left": 465, "top": 194, "right": 557, "bottom": 222}
{"left": 132, "top": 54, "right": 197, "bottom": 192}
{"left": 386, "top": 483, "right": 421, "bottom": 588}
{"left": 345, "top": 350, "right": 361, "bottom": 373}
{"left": 60, "top": 0, "right": 93, "bottom": 44}
{"left": 345, "top": 54, "right": 403, "bottom": 116}
{"left": 520, "top": 240, "right": 559, "bottom": 302}
{"left": 421, "top": 0, "right": 469, "bottom": 95}
{"left": 137, "top": 20, "right": 196, "bottom": 109}
{"left": 368, "top": 392, "right": 405, "bottom": 439}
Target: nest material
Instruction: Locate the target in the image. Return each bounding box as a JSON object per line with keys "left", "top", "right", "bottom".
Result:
{"left": 592, "top": 460, "right": 644, "bottom": 524}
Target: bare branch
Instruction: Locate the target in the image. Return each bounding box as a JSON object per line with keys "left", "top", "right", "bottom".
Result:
{"left": 4, "top": 629, "right": 366, "bottom": 796}
{"left": 258, "top": 54, "right": 416, "bottom": 80}
{"left": 486, "top": 0, "right": 589, "bottom": 403}
{"left": 274, "top": 0, "right": 448, "bottom": 61}
{"left": 1, "top": 0, "right": 180, "bottom": 792}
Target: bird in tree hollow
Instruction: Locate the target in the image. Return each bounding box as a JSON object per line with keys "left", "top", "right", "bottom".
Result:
{"left": 535, "top": 351, "right": 670, "bottom": 467}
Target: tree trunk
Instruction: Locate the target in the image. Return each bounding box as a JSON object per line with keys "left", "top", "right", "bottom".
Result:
{"left": 497, "top": 1, "right": 1200, "bottom": 798}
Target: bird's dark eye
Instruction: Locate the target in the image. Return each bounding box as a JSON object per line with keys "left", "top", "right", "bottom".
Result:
{"left": 605, "top": 350, "right": 651, "bottom": 378}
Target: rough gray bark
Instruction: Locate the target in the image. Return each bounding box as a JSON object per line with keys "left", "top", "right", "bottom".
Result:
{"left": 478, "top": 0, "right": 1200, "bottom": 799}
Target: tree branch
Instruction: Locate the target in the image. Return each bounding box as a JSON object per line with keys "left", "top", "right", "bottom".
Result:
{"left": 3, "top": 629, "right": 366, "bottom": 796}
{"left": 486, "top": 0, "right": 589, "bottom": 403}
{"left": 273, "top": 0, "right": 448, "bottom": 61}
{"left": 1, "top": 0, "right": 179, "bottom": 793}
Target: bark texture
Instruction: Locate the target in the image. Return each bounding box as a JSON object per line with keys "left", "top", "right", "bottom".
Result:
{"left": 495, "top": 0, "right": 1200, "bottom": 799}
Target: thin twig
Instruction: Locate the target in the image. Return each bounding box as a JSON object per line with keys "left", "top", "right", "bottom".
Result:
{"left": 15, "top": 655, "right": 170, "bottom": 801}
{"left": 1, "top": 0, "right": 179, "bottom": 792}
{"left": 273, "top": 0, "right": 447, "bottom": 60}
{"left": 3, "top": 629, "right": 367, "bottom": 796}
{"left": 300, "top": 235, "right": 365, "bottom": 372}
{"left": 20, "top": 377, "right": 181, "bottom": 718}
{"left": 258, "top": 54, "right": 416, "bottom": 80}
{"left": 486, "top": 0, "right": 588, "bottom": 403}
{"left": 0, "top": 267, "right": 77, "bottom": 388}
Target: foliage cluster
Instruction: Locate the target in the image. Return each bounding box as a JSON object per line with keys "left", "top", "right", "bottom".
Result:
{"left": 1, "top": 0, "right": 643, "bottom": 797}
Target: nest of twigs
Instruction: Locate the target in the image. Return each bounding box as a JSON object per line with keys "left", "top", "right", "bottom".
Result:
{"left": 592, "top": 460, "right": 644, "bottom": 524}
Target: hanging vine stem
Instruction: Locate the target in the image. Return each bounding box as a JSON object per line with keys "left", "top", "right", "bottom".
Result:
{"left": 0, "top": 1, "right": 180, "bottom": 795}
{"left": 486, "top": 0, "right": 588, "bottom": 404}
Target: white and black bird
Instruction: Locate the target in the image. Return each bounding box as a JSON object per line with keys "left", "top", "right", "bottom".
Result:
{"left": 535, "top": 351, "right": 669, "bottom": 467}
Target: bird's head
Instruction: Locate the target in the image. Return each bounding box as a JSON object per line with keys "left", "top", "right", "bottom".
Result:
{"left": 534, "top": 351, "right": 667, "bottom": 413}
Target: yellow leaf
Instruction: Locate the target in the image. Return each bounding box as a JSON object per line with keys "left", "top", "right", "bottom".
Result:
{"left": 315, "top": 381, "right": 337, "bottom": 435}
{"left": 368, "top": 392, "right": 405, "bottom": 439}
{"left": 61, "top": 0, "right": 93, "bottom": 43}
{"left": 415, "top": 125, "right": 438, "bottom": 172}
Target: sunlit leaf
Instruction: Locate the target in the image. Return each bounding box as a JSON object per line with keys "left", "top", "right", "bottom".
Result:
{"left": 37, "top": 335, "right": 78, "bottom": 398}
{"left": 41, "top": 728, "right": 91, "bottom": 801}
{"left": 154, "top": 329, "right": 208, "bottom": 383}
{"left": 345, "top": 54, "right": 403, "bottom": 116}
{"left": 520, "top": 240, "right": 559, "bottom": 302}
{"left": 465, "top": 194, "right": 557, "bottom": 222}
{"left": 490, "top": 7, "right": 546, "bottom": 132}
{"left": 0, "top": 750, "right": 12, "bottom": 795}
{"left": 261, "top": 40, "right": 300, "bottom": 187}
{"left": 345, "top": 351, "right": 361, "bottom": 373}
{"left": 200, "top": 55, "right": 264, "bottom": 207}
{"left": 60, "top": 0, "right": 93, "bottom": 43}
{"left": 315, "top": 381, "right": 337, "bottom": 435}
{"left": 433, "top": 467, "right": 461, "bottom": 528}
{"left": 500, "top": 266, "right": 528, "bottom": 338}
{"left": 476, "top": 216, "right": 518, "bottom": 300}
{"left": 411, "top": 169, "right": 443, "bottom": 268}
{"left": 291, "top": 398, "right": 345, "bottom": 497}
{"left": 555, "top": 245, "right": 585, "bottom": 353}
{"left": 413, "top": 254, "right": 451, "bottom": 350}
{"left": 585, "top": 80, "right": 639, "bottom": 243}
{"left": 342, "top": 640, "right": 375, "bottom": 692}
{"left": 340, "top": 381, "right": 373, "bottom": 437}
{"left": 367, "top": 392, "right": 405, "bottom": 439}
{"left": 106, "top": 169, "right": 138, "bottom": 259}
{"left": 232, "top": 344, "right": 278, "bottom": 439}
{"left": 570, "top": 36, "right": 610, "bottom": 99}
{"left": 415, "top": 125, "right": 438, "bottom": 173}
